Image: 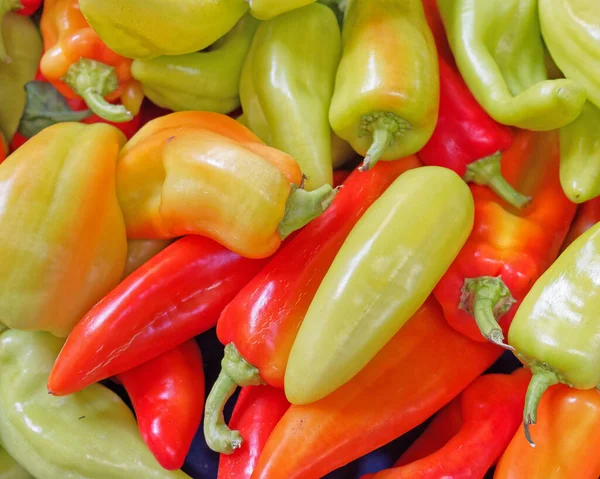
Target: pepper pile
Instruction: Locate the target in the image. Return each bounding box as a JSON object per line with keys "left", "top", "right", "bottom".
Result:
{"left": 0, "top": 0, "right": 599, "bottom": 478}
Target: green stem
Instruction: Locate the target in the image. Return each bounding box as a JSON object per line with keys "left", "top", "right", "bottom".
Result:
{"left": 80, "top": 89, "right": 133, "bottom": 123}
{"left": 463, "top": 153, "right": 532, "bottom": 208}
{"left": 523, "top": 369, "right": 559, "bottom": 448}
{"left": 359, "top": 114, "right": 410, "bottom": 172}
{"left": 0, "top": 0, "right": 22, "bottom": 63}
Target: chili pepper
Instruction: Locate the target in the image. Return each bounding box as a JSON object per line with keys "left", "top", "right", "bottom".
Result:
{"left": 0, "top": 122, "right": 127, "bottom": 337}
{"left": 217, "top": 386, "right": 290, "bottom": 479}
{"left": 48, "top": 235, "right": 269, "bottom": 396}
{"left": 0, "top": 446, "right": 32, "bottom": 479}
{"left": 433, "top": 130, "right": 577, "bottom": 346}
{"left": 332, "top": 169, "right": 350, "bottom": 187}
{"left": 0, "top": 0, "right": 41, "bottom": 63}
{"left": 204, "top": 158, "right": 420, "bottom": 454}
{"left": 329, "top": 0, "right": 439, "bottom": 171}
{"left": 249, "top": 0, "right": 316, "bottom": 20}
{"left": 123, "top": 239, "right": 173, "bottom": 278}
{"left": 285, "top": 166, "right": 474, "bottom": 405}
{"left": 132, "top": 14, "right": 259, "bottom": 115}
{"left": 438, "top": 0, "right": 586, "bottom": 131}
{"left": 0, "top": 330, "right": 191, "bottom": 479}
{"left": 561, "top": 198, "right": 600, "bottom": 251}
{"left": 118, "top": 340, "right": 205, "bottom": 470}
{"left": 251, "top": 298, "right": 502, "bottom": 479}
{"left": 116, "top": 111, "right": 336, "bottom": 259}
{"left": 240, "top": 4, "right": 341, "bottom": 191}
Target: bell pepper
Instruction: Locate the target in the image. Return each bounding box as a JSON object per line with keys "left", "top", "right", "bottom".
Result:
{"left": 116, "top": 111, "right": 336, "bottom": 259}
{"left": 131, "top": 14, "right": 259, "bottom": 115}
{"left": 329, "top": 0, "right": 439, "bottom": 170}
{"left": 40, "top": 0, "right": 143, "bottom": 122}
{"left": 0, "top": 330, "right": 191, "bottom": 479}
{"left": 285, "top": 166, "right": 474, "bottom": 405}
{"left": 249, "top": 0, "right": 316, "bottom": 20}
{"left": 240, "top": 4, "right": 341, "bottom": 191}
{"left": 0, "top": 122, "right": 127, "bottom": 337}
{"left": 0, "top": 0, "right": 41, "bottom": 63}
{"left": 438, "top": 0, "right": 586, "bottom": 131}
{"left": 48, "top": 235, "right": 269, "bottom": 396}
{"left": 118, "top": 340, "right": 205, "bottom": 470}
{"left": 433, "top": 130, "right": 577, "bottom": 346}
{"left": 251, "top": 298, "right": 502, "bottom": 479}
{"left": 123, "top": 239, "right": 173, "bottom": 278}
{"left": 561, "top": 197, "right": 600, "bottom": 251}
{"left": 0, "top": 446, "right": 32, "bottom": 479}
{"left": 495, "top": 386, "right": 600, "bottom": 479}
{"left": 0, "top": 13, "right": 41, "bottom": 142}
{"left": 78, "top": 0, "right": 249, "bottom": 60}
{"left": 361, "top": 369, "right": 529, "bottom": 479}
{"left": 217, "top": 386, "right": 290, "bottom": 479}
{"left": 203, "top": 158, "right": 420, "bottom": 454}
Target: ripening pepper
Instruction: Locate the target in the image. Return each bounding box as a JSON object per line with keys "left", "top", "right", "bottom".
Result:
{"left": 240, "top": 4, "right": 341, "bottom": 191}
{"left": 561, "top": 197, "right": 600, "bottom": 251}
{"left": 0, "top": 446, "right": 32, "bottom": 479}
{"left": 285, "top": 167, "right": 474, "bottom": 405}
{"left": 249, "top": 0, "right": 316, "bottom": 20}
{"left": 329, "top": 0, "right": 439, "bottom": 170}
{"left": 0, "top": 0, "right": 41, "bottom": 63}
{"left": 116, "top": 112, "right": 336, "bottom": 259}
{"left": 0, "top": 122, "right": 127, "bottom": 337}
{"left": 438, "top": 0, "right": 586, "bottom": 130}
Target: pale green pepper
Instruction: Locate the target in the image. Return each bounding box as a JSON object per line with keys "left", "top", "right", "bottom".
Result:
{"left": 0, "top": 446, "right": 32, "bottom": 479}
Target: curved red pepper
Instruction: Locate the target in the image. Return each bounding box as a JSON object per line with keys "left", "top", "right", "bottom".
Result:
{"left": 332, "top": 169, "right": 351, "bottom": 188}
{"left": 561, "top": 197, "right": 600, "bottom": 251}
{"left": 118, "top": 339, "right": 205, "bottom": 470}
{"left": 15, "top": 0, "right": 41, "bottom": 15}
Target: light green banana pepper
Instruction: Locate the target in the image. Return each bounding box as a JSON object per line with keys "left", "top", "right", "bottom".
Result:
{"left": 0, "top": 446, "right": 32, "bottom": 479}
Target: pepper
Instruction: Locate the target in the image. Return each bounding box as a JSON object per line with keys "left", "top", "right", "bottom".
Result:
{"left": 217, "top": 386, "right": 290, "bottom": 479}
{"left": 131, "top": 14, "right": 259, "bottom": 115}
{"left": 203, "top": 157, "right": 420, "bottom": 454}
{"left": 0, "top": 0, "right": 41, "bottom": 63}
{"left": 118, "top": 340, "right": 205, "bottom": 470}
{"left": 48, "top": 235, "right": 269, "bottom": 396}
{"left": 123, "top": 239, "right": 173, "bottom": 278}
{"left": 116, "top": 111, "right": 336, "bottom": 259}
{"left": 561, "top": 198, "right": 600, "bottom": 251}
{"left": 249, "top": 0, "right": 316, "bottom": 20}
{"left": 0, "top": 446, "right": 32, "bottom": 479}
{"left": 0, "top": 330, "right": 191, "bottom": 479}
{"left": 495, "top": 386, "right": 600, "bottom": 479}
{"left": 251, "top": 298, "right": 501, "bottom": 479}
{"left": 240, "top": 3, "right": 341, "bottom": 191}
{"left": 78, "top": 0, "right": 249, "bottom": 60}
{"left": 433, "top": 130, "right": 577, "bottom": 346}
{"left": 0, "top": 122, "right": 127, "bottom": 337}
{"left": 285, "top": 166, "right": 474, "bottom": 405}
{"left": 438, "top": 0, "right": 586, "bottom": 131}
{"left": 329, "top": 0, "right": 439, "bottom": 170}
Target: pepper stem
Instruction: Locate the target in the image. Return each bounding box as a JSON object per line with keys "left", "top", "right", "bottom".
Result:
{"left": 278, "top": 184, "right": 338, "bottom": 240}
{"left": 0, "top": 0, "right": 22, "bottom": 63}
{"left": 62, "top": 59, "right": 133, "bottom": 123}
{"left": 203, "top": 343, "right": 263, "bottom": 455}
{"left": 460, "top": 276, "right": 516, "bottom": 349}
{"left": 523, "top": 369, "right": 559, "bottom": 448}
{"left": 463, "top": 153, "right": 532, "bottom": 208}
{"left": 359, "top": 115, "right": 406, "bottom": 172}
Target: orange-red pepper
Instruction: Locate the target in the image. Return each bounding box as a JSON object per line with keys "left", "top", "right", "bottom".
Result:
{"left": 561, "top": 197, "right": 600, "bottom": 251}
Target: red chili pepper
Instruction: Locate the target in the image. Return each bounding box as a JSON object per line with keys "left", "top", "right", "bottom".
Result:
{"left": 332, "top": 169, "right": 351, "bottom": 188}
{"left": 217, "top": 386, "right": 290, "bottom": 479}
{"left": 48, "top": 235, "right": 269, "bottom": 396}
{"left": 117, "top": 340, "right": 205, "bottom": 470}
{"left": 8, "top": 131, "right": 27, "bottom": 152}
{"left": 561, "top": 198, "right": 600, "bottom": 251}
{"left": 16, "top": 0, "right": 41, "bottom": 15}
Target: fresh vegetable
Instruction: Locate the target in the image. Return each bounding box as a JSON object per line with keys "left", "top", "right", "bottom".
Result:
{"left": 249, "top": 0, "right": 316, "bottom": 20}
{"left": 561, "top": 197, "right": 600, "bottom": 251}
{"left": 0, "top": 446, "right": 32, "bottom": 479}
{"left": 123, "top": 239, "right": 173, "bottom": 278}
{"left": 0, "top": 0, "right": 41, "bottom": 63}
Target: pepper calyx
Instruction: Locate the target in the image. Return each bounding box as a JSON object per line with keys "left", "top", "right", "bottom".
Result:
{"left": 0, "top": 0, "right": 23, "bottom": 63}
{"left": 523, "top": 368, "right": 560, "bottom": 448}
{"left": 359, "top": 112, "right": 411, "bottom": 171}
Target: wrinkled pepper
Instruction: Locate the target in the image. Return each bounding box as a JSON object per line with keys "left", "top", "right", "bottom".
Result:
{"left": 123, "top": 239, "right": 173, "bottom": 278}
{"left": 116, "top": 112, "right": 336, "bottom": 259}
{"left": 251, "top": 298, "right": 501, "bottom": 479}
{"left": 434, "top": 130, "right": 577, "bottom": 346}
{"left": 118, "top": 340, "right": 205, "bottom": 470}
{"left": 240, "top": 4, "right": 341, "bottom": 191}
{"left": 561, "top": 197, "right": 600, "bottom": 251}
{"left": 329, "top": 0, "right": 439, "bottom": 170}
{"left": 48, "top": 235, "right": 268, "bottom": 396}
{"left": 249, "top": 0, "right": 316, "bottom": 20}
{"left": 0, "top": 122, "right": 127, "bottom": 337}
{"left": 0, "top": 446, "right": 32, "bottom": 479}
{"left": 0, "top": 330, "right": 190, "bottom": 479}
{"left": 204, "top": 157, "right": 420, "bottom": 454}
{"left": 438, "top": 0, "right": 586, "bottom": 130}
{"left": 285, "top": 167, "right": 474, "bottom": 405}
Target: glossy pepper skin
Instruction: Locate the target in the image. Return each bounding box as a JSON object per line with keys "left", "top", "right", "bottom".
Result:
{"left": 0, "top": 330, "right": 191, "bottom": 479}
{"left": 48, "top": 235, "right": 269, "bottom": 396}
{"left": 240, "top": 4, "right": 341, "bottom": 191}
{"left": 204, "top": 158, "right": 420, "bottom": 454}
{"left": 0, "top": 123, "right": 127, "bottom": 337}
{"left": 561, "top": 197, "right": 600, "bottom": 251}
{"left": 252, "top": 299, "right": 502, "bottom": 479}
{"left": 285, "top": 167, "right": 474, "bottom": 405}
{"left": 329, "top": 0, "right": 439, "bottom": 170}
{"left": 132, "top": 15, "right": 259, "bottom": 115}
{"left": 249, "top": 0, "right": 316, "bottom": 20}
{"left": 438, "top": 0, "right": 586, "bottom": 131}
{"left": 0, "top": 0, "right": 41, "bottom": 63}
{"left": 0, "top": 446, "right": 32, "bottom": 479}
{"left": 434, "top": 130, "right": 577, "bottom": 346}
{"left": 118, "top": 340, "right": 205, "bottom": 470}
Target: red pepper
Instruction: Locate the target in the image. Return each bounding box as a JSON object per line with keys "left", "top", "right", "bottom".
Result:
{"left": 217, "top": 386, "right": 289, "bottom": 479}
{"left": 117, "top": 339, "right": 205, "bottom": 470}
{"left": 362, "top": 369, "right": 530, "bottom": 479}
{"left": 332, "top": 169, "right": 351, "bottom": 188}
{"left": 433, "top": 129, "right": 577, "bottom": 347}
{"left": 15, "top": 0, "right": 41, "bottom": 15}
{"left": 48, "top": 235, "right": 269, "bottom": 396}
{"left": 561, "top": 198, "right": 600, "bottom": 251}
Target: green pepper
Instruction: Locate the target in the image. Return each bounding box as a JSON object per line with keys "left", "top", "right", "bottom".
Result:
{"left": 0, "top": 329, "right": 191, "bottom": 478}
{"left": 0, "top": 13, "right": 42, "bottom": 142}
{"left": 0, "top": 446, "right": 32, "bottom": 479}
{"left": 131, "top": 14, "right": 259, "bottom": 114}
{"left": 438, "top": 0, "right": 586, "bottom": 131}
{"left": 240, "top": 3, "right": 341, "bottom": 190}
{"left": 249, "top": 0, "right": 316, "bottom": 20}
